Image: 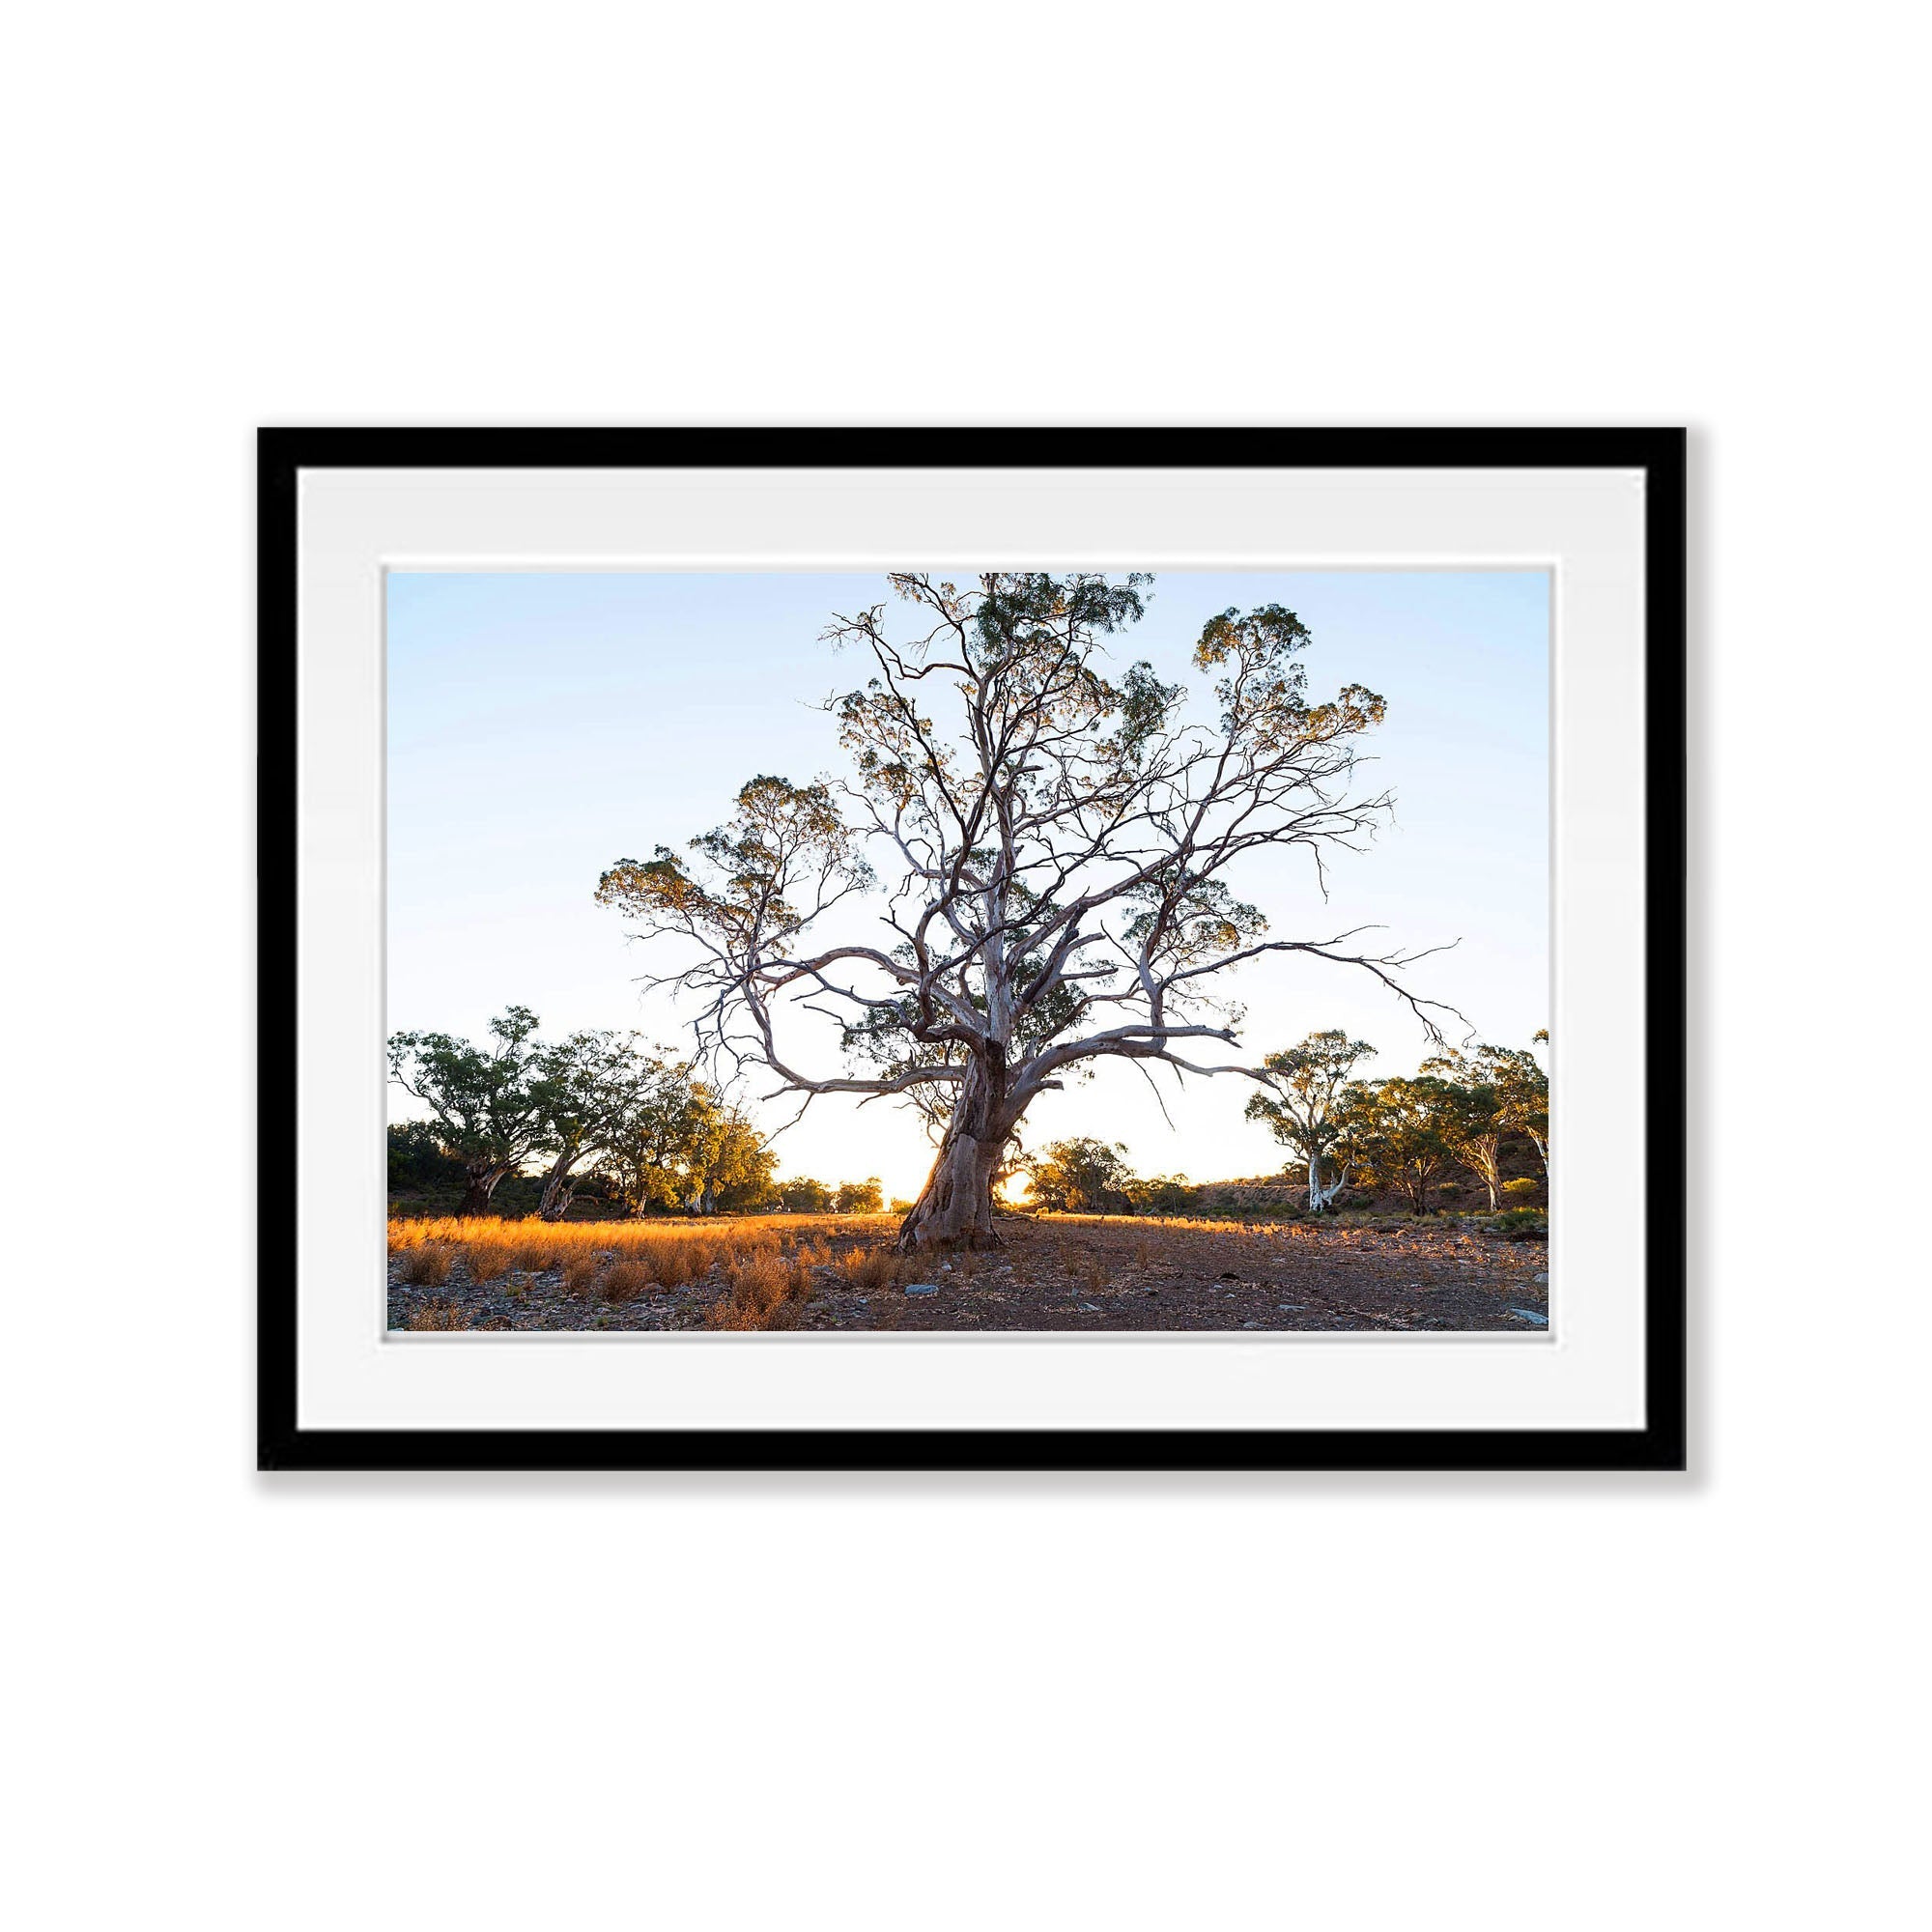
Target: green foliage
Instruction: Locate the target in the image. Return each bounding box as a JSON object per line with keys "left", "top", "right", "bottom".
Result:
{"left": 386, "top": 1122, "right": 466, "bottom": 1192}
{"left": 1491, "top": 1038, "right": 1550, "bottom": 1170}
{"left": 779, "top": 1177, "right": 836, "bottom": 1213}
{"left": 834, "top": 1178, "right": 885, "bottom": 1214}
{"left": 1243, "top": 1029, "right": 1551, "bottom": 1218}
{"left": 386, "top": 1006, "right": 551, "bottom": 1210}
{"left": 1025, "top": 1138, "right": 1136, "bottom": 1214}
{"left": 528, "top": 1027, "right": 675, "bottom": 1216}
{"left": 595, "top": 775, "right": 872, "bottom": 948}
{"left": 1246, "top": 1029, "right": 1377, "bottom": 1208}
{"left": 1337, "top": 1074, "right": 1456, "bottom": 1214}
{"left": 1491, "top": 1207, "right": 1548, "bottom": 1241}
{"left": 675, "top": 1092, "right": 776, "bottom": 1211}
{"left": 1125, "top": 1172, "right": 1194, "bottom": 1215}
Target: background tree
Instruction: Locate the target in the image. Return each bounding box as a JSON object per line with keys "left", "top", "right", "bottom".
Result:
{"left": 1024, "top": 1138, "right": 1136, "bottom": 1214}
{"left": 598, "top": 1060, "right": 705, "bottom": 1214}
{"left": 385, "top": 1122, "right": 467, "bottom": 1195}
{"left": 1492, "top": 1031, "right": 1549, "bottom": 1173}
{"left": 598, "top": 573, "right": 1449, "bottom": 1251}
{"left": 1244, "top": 1029, "right": 1377, "bottom": 1211}
{"left": 779, "top": 1176, "right": 836, "bottom": 1212}
{"left": 1420, "top": 1046, "right": 1513, "bottom": 1210}
{"left": 531, "top": 1030, "right": 665, "bottom": 1221}
{"left": 834, "top": 1178, "right": 884, "bottom": 1213}
{"left": 386, "top": 1007, "right": 548, "bottom": 1215}
{"left": 1124, "top": 1172, "right": 1194, "bottom": 1214}
{"left": 676, "top": 1092, "right": 775, "bottom": 1214}
{"left": 1348, "top": 1074, "right": 1454, "bottom": 1215}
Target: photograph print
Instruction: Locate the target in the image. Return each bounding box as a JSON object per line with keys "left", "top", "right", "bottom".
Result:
{"left": 385, "top": 564, "right": 1551, "bottom": 1337}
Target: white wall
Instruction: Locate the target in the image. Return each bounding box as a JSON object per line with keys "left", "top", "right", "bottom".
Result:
{"left": 6, "top": 5, "right": 1924, "bottom": 1928}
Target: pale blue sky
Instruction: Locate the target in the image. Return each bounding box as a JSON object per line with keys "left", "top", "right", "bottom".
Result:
{"left": 387, "top": 571, "right": 1548, "bottom": 1202}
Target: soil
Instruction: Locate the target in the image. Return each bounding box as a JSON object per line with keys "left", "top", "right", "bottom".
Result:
{"left": 387, "top": 1213, "right": 1548, "bottom": 1334}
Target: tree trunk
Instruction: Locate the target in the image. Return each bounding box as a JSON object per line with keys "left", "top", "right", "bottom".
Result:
{"left": 537, "top": 1152, "right": 580, "bottom": 1223}
{"left": 896, "top": 1054, "right": 1010, "bottom": 1252}
{"left": 1308, "top": 1153, "right": 1350, "bottom": 1213}
{"left": 457, "top": 1164, "right": 506, "bottom": 1217}
{"left": 897, "top": 1125, "right": 1007, "bottom": 1251}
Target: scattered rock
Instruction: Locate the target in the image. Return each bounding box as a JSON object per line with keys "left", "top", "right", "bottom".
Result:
{"left": 1508, "top": 1307, "right": 1549, "bottom": 1326}
{"left": 903, "top": 1283, "right": 940, "bottom": 1297}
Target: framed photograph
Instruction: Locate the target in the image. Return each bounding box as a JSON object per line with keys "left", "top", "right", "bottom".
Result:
{"left": 259, "top": 427, "right": 1685, "bottom": 1471}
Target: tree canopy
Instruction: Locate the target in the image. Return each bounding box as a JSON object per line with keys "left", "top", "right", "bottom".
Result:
{"left": 1245, "top": 1029, "right": 1377, "bottom": 1211}
{"left": 1024, "top": 1138, "right": 1136, "bottom": 1214}
{"left": 386, "top": 1006, "right": 551, "bottom": 1215}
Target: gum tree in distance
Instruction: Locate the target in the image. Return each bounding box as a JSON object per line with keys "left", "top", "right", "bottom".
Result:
{"left": 1245, "top": 1029, "right": 1377, "bottom": 1211}
{"left": 531, "top": 1030, "right": 669, "bottom": 1221}
{"left": 386, "top": 1006, "right": 549, "bottom": 1217}
{"left": 597, "top": 573, "right": 1451, "bottom": 1252}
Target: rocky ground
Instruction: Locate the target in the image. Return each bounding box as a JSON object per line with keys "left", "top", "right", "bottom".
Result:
{"left": 388, "top": 1214, "right": 1549, "bottom": 1334}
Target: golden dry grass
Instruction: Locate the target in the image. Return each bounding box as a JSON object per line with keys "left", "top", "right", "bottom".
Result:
{"left": 398, "top": 1242, "right": 454, "bottom": 1286}
{"left": 705, "top": 1251, "right": 816, "bottom": 1330}
{"left": 389, "top": 1212, "right": 891, "bottom": 1263}
{"left": 599, "top": 1258, "right": 653, "bottom": 1304}
{"left": 465, "top": 1240, "right": 511, "bottom": 1283}
{"left": 389, "top": 1212, "right": 902, "bottom": 1319}
{"left": 839, "top": 1245, "right": 898, "bottom": 1291}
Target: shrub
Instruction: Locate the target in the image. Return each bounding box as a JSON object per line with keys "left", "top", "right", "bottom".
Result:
{"left": 560, "top": 1252, "right": 601, "bottom": 1294}
{"left": 465, "top": 1241, "right": 511, "bottom": 1283}
{"left": 706, "top": 1253, "right": 808, "bottom": 1330}
{"left": 841, "top": 1246, "right": 896, "bottom": 1291}
{"left": 1504, "top": 1177, "right": 1541, "bottom": 1200}
{"left": 653, "top": 1243, "right": 695, "bottom": 1288}
{"left": 599, "top": 1258, "right": 652, "bottom": 1303}
{"left": 1492, "top": 1207, "right": 1548, "bottom": 1241}
{"left": 399, "top": 1242, "right": 453, "bottom": 1286}
{"left": 889, "top": 1199, "right": 914, "bottom": 1216}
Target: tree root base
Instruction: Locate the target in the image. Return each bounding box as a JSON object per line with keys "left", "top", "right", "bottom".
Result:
{"left": 894, "top": 1225, "right": 1006, "bottom": 1256}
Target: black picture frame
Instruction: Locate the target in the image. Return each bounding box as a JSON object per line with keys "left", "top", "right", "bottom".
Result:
{"left": 258, "top": 427, "right": 1686, "bottom": 1473}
